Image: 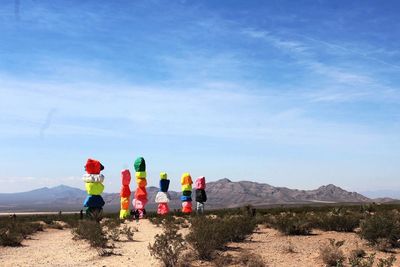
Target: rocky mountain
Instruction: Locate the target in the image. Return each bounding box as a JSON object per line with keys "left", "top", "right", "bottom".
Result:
{"left": 0, "top": 179, "right": 381, "bottom": 212}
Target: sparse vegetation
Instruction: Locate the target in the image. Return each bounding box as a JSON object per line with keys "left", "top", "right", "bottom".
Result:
{"left": 186, "top": 215, "right": 257, "bottom": 260}
{"left": 72, "top": 220, "right": 108, "bottom": 248}
{"left": 0, "top": 221, "right": 44, "bottom": 247}
{"left": 377, "top": 255, "right": 397, "bottom": 267}
{"left": 269, "top": 213, "right": 312, "bottom": 235}
{"left": 359, "top": 211, "right": 400, "bottom": 249}
{"left": 237, "top": 251, "right": 266, "bottom": 267}
{"left": 348, "top": 252, "right": 396, "bottom": 267}
{"left": 283, "top": 241, "right": 296, "bottom": 253}
{"left": 148, "top": 220, "right": 185, "bottom": 267}
{"left": 319, "top": 239, "right": 345, "bottom": 267}
{"left": 120, "top": 224, "right": 136, "bottom": 241}
{"left": 316, "top": 211, "right": 361, "bottom": 232}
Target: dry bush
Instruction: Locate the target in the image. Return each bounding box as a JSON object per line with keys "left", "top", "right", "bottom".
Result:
{"left": 0, "top": 221, "right": 44, "bottom": 247}
{"left": 148, "top": 220, "right": 185, "bottom": 267}
{"left": 177, "top": 250, "right": 196, "bottom": 267}
{"left": 237, "top": 251, "right": 266, "bottom": 267}
{"left": 348, "top": 252, "right": 375, "bottom": 267}
{"left": 120, "top": 224, "right": 136, "bottom": 241}
{"left": 283, "top": 241, "right": 296, "bottom": 253}
{"left": 186, "top": 216, "right": 257, "bottom": 260}
{"left": 377, "top": 255, "right": 396, "bottom": 267}
{"left": 349, "top": 248, "right": 366, "bottom": 259}
{"left": 317, "top": 213, "right": 360, "bottom": 232}
{"left": 270, "top": 213, "right": 312, "bottom": 235}
{"left": 47, "top": 221, "right": 64, "bottom": 230}
{"left": 319, "top": 239, "right": 345, "bottom": 267}
{"left": 72, "top": 220, "right": 107, "bottom": 248}
{"left": 0, "top": 228, "right": 23, "bottom": 246}
{"left": 359, "top": 212, "right": 400, "bottom": 248}
{"left": 375, "top": 238, "right": 393, "bottom": 252}
{"left": 212, "top": 253, "right": 234, "bottom": 267}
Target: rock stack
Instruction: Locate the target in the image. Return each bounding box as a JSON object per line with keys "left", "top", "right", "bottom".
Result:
{"left": 82, "top": 158, "right": 105, "bottom": 219}
{"left": 181, "top": 172, "right": 193, "bottom": 213}
{"left": 120, "top": 169, "right": 131, "bottom": 219}
{"left": 133, "top": 157, "right": 147, "bottom": 218}
{"left": 155, "top": 172, "right": 170, "bottom": 215}
{"left": 195, "top": 176, "right": 207, "bottom": 214}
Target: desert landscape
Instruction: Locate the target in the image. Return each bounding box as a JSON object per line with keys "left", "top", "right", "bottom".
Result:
{"left": 2, "top": 204, "right": 400, "bottom": 267}
{"left": 2, "top": 1, "right": 400, "bottom": 266}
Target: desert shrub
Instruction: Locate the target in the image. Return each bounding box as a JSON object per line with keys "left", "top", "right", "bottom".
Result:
{"left": 349, "top": 248, "right": 366, "bottom": 259}
{"left": 270, "top": 213, "right": 312, "bottom": 235}
{"left": 348, "top": 253, "right": 397, "bottom": 267}
{"left": 377, "top": 255, "right": 396, "bottom": 267}
{"left": 222, "top": 216, "right": 257, "bottom": 242}
{"left": 319, "top": 239, "right": 345, "bottom": 267}
{"left": 317, "top": 213, "right": 360, "bottom": 232}
{"left": 0, "top": 221, "right": 45, "bottom": 247}
{"left": 375, "top": 238, "right": 393, "bottom": 252}
{"left": 212, "top": 253, "right": 234, "bottom": 267}
{"left": 148, "top": 220, "right": 185, "bottom": 267}
{"left": 237, "top": 251, "right": 266, "bottom": 267}
{"left": 0, "top": 228, "right": 24, "bottom": 246}
{"left": 19, "top": 222, "right": 44, "bottom": 238}
{"left": 72, "top": 220, "right": 107, "bottom": 248}
{"left": 186, "top": 216, "right": 256, "bottom": 260}
{"left": 348, "top": 252, "right": 375, "bottom": 267}
{"left": 186, "top": 216, "right": 230, "bottom": 260}
{"left": 359, "top": 212, "right": 400, "bottom": 248}
{"left": 120, "top": 224, "right": 136, "bottom": 241}
{"left": 47, "top": 221, "right": 64, "bottom": 230}
{"left": 283, "top": 241, "right": 296, "bottom": 253}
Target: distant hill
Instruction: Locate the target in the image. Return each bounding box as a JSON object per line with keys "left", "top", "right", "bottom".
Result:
{"left": 0, "top": 179, "right": 390, "bottom": 212}
{"left": 361, "top": 189, "right": 400, "bottom": 200}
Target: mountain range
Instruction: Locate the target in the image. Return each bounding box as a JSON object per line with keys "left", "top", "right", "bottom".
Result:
{"left": 0, "top": 178, "right": 394, "bottom": 212}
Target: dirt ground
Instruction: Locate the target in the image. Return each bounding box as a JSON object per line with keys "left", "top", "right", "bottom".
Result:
{"left": 1, "top": 221, "right": 400, "bottom": 267}
{"left": 0, "top": 219, "right": 162, "bottom": 267}
{"left": 225, "top": 225, "right": 400, "bottom": 267}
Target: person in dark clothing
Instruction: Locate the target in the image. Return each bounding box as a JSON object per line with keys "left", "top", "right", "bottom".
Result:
{"left": 133, "top": 209, "right": 139, "bottom": 223}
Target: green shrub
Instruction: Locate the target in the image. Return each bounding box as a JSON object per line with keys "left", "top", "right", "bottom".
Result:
{"left": 377, "top": 255, "right": 396, "bottom": 267}
{"left": 270, "top": 213, "right": 312, "bottom": 235}
{"left": 186, "top": 216, "right": 257, "bottom": 260}
{"left": 0, "top": 228, "right": 23, "bottom": 246}
{"left": 317, "top": 213, "right": 360, "bottom": 232}
{"left": 72, "top": 220, "right": 107, "bottom": 248}
{"left": 348, "top": 252, "right": 375, "bottom": 267}
{"left": 359, "top": 212, "right": 400, "bottom": 248}
{"left": 148, "top": 220, "right": 185, "bottom": 267}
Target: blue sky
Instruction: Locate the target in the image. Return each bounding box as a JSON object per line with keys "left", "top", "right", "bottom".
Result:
{"left": 0, "top": 0, "right": 399, "bottom": 193}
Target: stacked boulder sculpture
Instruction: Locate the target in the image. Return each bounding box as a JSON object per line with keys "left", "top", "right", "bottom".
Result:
{"left": 133, "top": 157, "right": 147, "bottom": 218}
{"left": 82, "top": 158, "right": 105, "bottom": 219}
{"left": 155, "top": 172, "right": 170, "bottom": 215}
{"left": 195, "top": 176, "right": 207, "bottom": 214}
{"left": 181, "top": 173, "right": 193, "bottom": 213}
{"left": 120, "top": 169, "right": 131, "bottom": 219}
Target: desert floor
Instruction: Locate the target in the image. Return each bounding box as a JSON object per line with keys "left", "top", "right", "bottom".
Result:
{"left": 1, "top": 220, "right": 400, "bottom": 267}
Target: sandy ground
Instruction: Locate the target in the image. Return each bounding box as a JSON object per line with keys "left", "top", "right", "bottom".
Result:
{"left": 228, "top": 225, "right": 400, "bottom": 267}
{"left": 1, "top": 222, "right": 400, "bottom": 267}
{"left": 0, "top": 219, "right": 162, "bottom": 267}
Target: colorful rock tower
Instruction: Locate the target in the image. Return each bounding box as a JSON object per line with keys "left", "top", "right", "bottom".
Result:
{"left": 181, "top": 173, "right": 193, "bottom": 213}
{"left": 195, "top": 176, "right": 207, "bottom": 214}
{"left": 155, "top": 172, "right": 170, "bottom": 215}
{"left": 120, "top": 169, "right": 131, "bottom": 219}
{"left": 133, "top": 157, "right": 147, "bottom": 218}
{"left": 82, "top": 158, "right": 105, "bottom": 219}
